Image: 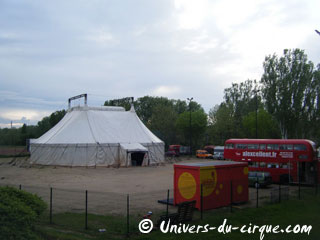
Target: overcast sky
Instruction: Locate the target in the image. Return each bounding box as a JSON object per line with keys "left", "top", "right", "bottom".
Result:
{"left": 1, "top": 0, "right": 320, "bottom": 128}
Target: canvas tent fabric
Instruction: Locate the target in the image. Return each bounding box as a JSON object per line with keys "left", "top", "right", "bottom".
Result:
{"left": 30, "top": 105, "right": 165, "bottom": 167}
{"left": 119, "top": 143, "right": 148, "bottom": 167}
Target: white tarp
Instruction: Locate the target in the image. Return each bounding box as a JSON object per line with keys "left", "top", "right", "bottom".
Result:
{"left": 120, "top": 143, "right": 148, "bottom": 152}
{"left": 30, "top": 105, "right": 165, "bottom": 167}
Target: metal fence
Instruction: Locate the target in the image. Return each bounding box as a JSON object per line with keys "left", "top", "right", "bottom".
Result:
{"left": 1, "top": 181, "right": 318, "bottom": 237}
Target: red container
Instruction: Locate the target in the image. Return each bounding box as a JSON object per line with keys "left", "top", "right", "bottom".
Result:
{"left": 174, "top": 161, "right": 248, "bottom": 210}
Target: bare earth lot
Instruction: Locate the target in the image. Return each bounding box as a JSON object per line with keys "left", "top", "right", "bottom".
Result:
{"left": 0, "top": 157, "right": 204, "bottom": 214}
{"left": 0, "top": 157, "right": 296, "bottom": 215}
{"left": 0, "top": 157, "right": 177, "bottom": 193}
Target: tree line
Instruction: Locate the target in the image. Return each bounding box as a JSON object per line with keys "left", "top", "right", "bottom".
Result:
{"left": 1, "top": 48, "right": 319, "bottom": 150}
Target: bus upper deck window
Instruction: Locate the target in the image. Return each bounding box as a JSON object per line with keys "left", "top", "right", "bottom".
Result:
{"left": 294, "top": 144, "right": 307, "bottom": 151}
{"left": 236, "top": 144, "right": 247, "bottom": 149}
{"left": 280, "top": 144, "right": 293, "bottom": 150}
{"left": 260, "top": 144, "right": 266, "bottom": 150}
{"left": 267, "top": 144, "right": 279, "bottom": 150}
{"left": 248, "top": 144, "right": 259, "bottom": 149}
{"left": 226, "top": 143, "right": 234, "bottom": 149}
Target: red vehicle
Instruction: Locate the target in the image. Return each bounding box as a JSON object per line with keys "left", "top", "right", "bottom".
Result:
{"left": 168, "top": 145, "right": 190, "bottom": 156}
{"left": 224, "top": 139, "right": 319, "bottom": 184}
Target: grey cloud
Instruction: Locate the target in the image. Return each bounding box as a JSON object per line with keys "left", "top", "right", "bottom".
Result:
{"left": 0, "top": 0, "right": 320, "bottom": 127}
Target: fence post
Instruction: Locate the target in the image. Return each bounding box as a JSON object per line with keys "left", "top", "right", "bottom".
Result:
{"left": 200, "top": 184, "right": 203, "bottom": 220}
{"left": 166, "top": 189, "right": 169, "bottom": 217}
{"left": 256, "top": 178, "right": 259, "bottom": 208}
{"left": 127, "top": 194, "right": 129, "bottom": 237}
{"left": 85, "top": 190, "right": 88, "bottom": 230}
{"left": 298, "top": 176, "right": 301, "bottom": 200}
{"left": 50, "top": 187, "right": 53, "bottom": 224}
{"left": 279, "top": 183, "right": 281, "bottom": 203}
{"left": 230, "top": 181, "right": 233, "bottom": 213}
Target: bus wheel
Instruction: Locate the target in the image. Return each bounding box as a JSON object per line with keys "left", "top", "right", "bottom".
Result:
{"left": 255, "top": 182, "right": 260, "bottom": 189}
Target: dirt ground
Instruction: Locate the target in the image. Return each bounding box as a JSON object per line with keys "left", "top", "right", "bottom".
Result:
{"left": 0, "top": 157, "right": 207, "bottom": 214}
{"left": 0, "top": 157, "right": 299, "bottom": 215}
{"left": 0, "top": 157, "right": 200, "bottom": 193}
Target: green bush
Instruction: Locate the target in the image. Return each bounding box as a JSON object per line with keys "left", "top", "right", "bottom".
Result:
{"left": 0, "top": 186, "right": 47, "bottom": 240}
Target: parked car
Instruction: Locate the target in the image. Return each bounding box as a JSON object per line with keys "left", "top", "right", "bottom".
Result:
{"left": 196, "top": 150, "right": 213, "bottom": 159}
{"left": 213, "top": 152, "right": 224, "bottom": 160}
{"left": 248, "top": 171, "right": 272, "bottom": 188}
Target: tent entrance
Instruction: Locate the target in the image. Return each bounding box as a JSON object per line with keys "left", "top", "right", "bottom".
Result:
{"left": 120, "top": 143, "right": 148, "bottom": 167}
{"left": 131, "top": 152, "right": 146, "bottom": 166}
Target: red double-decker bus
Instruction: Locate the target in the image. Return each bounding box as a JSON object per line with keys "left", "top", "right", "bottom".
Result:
{"left": 224, "top": 139, "right": 319, "bottom": 184}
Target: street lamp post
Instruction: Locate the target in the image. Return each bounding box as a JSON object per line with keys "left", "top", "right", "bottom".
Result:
{"left": 187, "top": 97, "right": 193, "bottom": 156}
{"left": 255, "top": 89, "right": 260, "bottom": 139}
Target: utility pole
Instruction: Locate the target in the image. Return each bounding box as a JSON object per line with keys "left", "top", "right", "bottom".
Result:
{"left": 187, "top": 97, "right": 193, "bottom": 156}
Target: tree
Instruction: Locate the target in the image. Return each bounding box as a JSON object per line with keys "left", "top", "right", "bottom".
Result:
{"left": 36, "top": 110, "right": 66, "bottom": 136}
{"left": 104, "top": 97, "right": 133, "bottom": 111}
{"left": 223, "top": 79, "right": 261, "bottom": 137}
{"left": 176, "top": 110, "right": 207, "bottom": 150}
{"left": 242, "top": 108, "right": 280, "bottom": 139}
{"left": 207, "top": 103, "right": 235, "bottom": 145}
{"left": 311, "top": 64, "right": 320, "bottom": 143}
{"left": 149, "top": 105, "right": 178, "bottom": 147}
{"left": 134, "top": 96, "right": 174, "bottom": 124}
{"left": 261, "top": 49, "right": 316, "bottom": 139}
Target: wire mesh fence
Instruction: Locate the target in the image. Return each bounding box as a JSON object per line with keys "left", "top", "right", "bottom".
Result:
{"left": 0, "top": 181, "right": 319, "bottom": 237}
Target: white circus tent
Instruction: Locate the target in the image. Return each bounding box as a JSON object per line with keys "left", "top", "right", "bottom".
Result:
{"left": 29, "top": 103, "right": 164, "bottom": 167}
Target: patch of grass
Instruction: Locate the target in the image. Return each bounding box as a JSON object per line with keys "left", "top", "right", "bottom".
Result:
{"left": 136, "top": 195, "right": 320, "bottom": 240}
{"left": 36, "top": 195, "right": 320, "bottom": 240}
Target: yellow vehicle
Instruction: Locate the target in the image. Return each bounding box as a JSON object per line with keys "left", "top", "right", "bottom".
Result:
{"left": 196, "top": 150, "right": 213, "bottom": 159}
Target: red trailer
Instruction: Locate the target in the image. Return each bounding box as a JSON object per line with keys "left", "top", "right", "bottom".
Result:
{"left": 174, "top": 161, "right": 248, "bottom": 210}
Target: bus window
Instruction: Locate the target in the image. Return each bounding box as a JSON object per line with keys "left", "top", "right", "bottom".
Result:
{"left": 260, "top": 144, "right": 266, "bottom": 150}
{"left": 236, "top": 144, "right": 247, "bottom": 149}
{"left": 248, "top": 144, "right": 259, "bottom": 149}
{"left": 267, "top": 144, "right": 279, "bottom": 150}
{"left": 279, "top": 144, "right": 293, "bottom": 150}
{"left": 225, "top": 143, "right": 234, "bottom": 149}
{"left": 294, "top": 144, "right": 307, "bottom": 151}
{"left": 249, "top": 162, "right": 259, "bottom": 167}
{"left": 267, "top": 163, "right": 279, "bottom": 168}
{"left": 260, "top": 162, "right": 266, "bottom": 168}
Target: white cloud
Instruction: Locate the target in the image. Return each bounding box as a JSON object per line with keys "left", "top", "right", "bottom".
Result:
{"left": 0, "top": 122, "right": 24, "bottom": 128}
{"left": 182, "top": 31, "right": 219, "bottom": 53}
{"left": 174, "top": 0, "right": 210, "bottom": 30}
{"left": 84, "top": 29, "right": 116, "bottom": 46}
{"left": 0, "top": 109, "right": 51, "bottom": 122}
{"left": 152, "top": 86, "right": 181, "bottom": 97}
